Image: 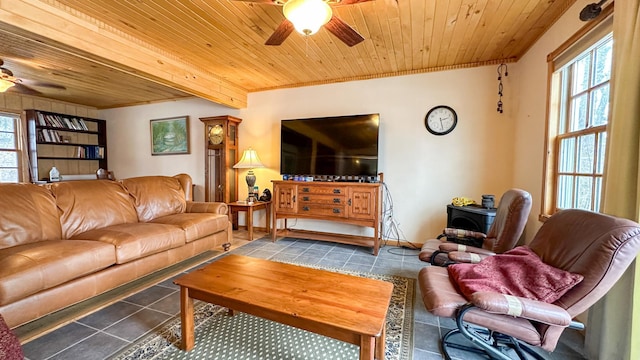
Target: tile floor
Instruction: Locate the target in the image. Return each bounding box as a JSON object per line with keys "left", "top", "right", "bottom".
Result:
{"left": 20, "top": 236, "right": 587, "bottom": 360}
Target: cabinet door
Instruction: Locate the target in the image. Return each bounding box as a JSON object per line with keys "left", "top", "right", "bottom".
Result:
{"left": 348, "top": 187, "right": 377, "bottom": 220}
{"left": 274, "top": 184, "right": 297, "bottom": 214}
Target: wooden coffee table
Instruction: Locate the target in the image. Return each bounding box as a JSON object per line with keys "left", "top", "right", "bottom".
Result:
{"left": 174, "top": 254, "right": 394, "bottom": 360}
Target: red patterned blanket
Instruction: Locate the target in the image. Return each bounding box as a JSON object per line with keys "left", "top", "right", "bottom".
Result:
{"left": 0, "top": 314, "right": 22, "bottom": 360}
{"left": 448, "top": 246, "right": 583, "bottom": 303}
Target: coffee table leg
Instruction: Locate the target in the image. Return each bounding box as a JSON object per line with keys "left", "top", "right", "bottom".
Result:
{"left": 375, "top": 325, "right": 385, "bottom": 360}
{"left": 180, "top": 287, "right": 195, "bottom": 351}
{"left": 360, "top": 335, "right": 375, "bottom": 360}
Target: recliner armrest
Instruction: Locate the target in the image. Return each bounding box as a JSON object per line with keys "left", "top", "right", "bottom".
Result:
{"left": 447, "top": 250, "right": 493, "bottom": 263}
{"left": 186, "top": 201, "right": 228, "bottom": 215}
{"left": 439, "top": 243, "right": 495, "bottom": 256}
{"left": 442, "top": 228, "right": 487, "bottom": 239}
{"left": 469, "top": 291, "right": 572, "bottom": 327}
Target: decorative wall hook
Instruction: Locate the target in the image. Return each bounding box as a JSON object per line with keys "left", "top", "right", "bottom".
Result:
{"left": 497, "top": 63, "right": 508, "bottom": 113}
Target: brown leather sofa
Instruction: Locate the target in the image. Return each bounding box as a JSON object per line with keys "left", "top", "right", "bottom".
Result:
{"left": 0, "top": 174, "right": 231, "bottom": 329}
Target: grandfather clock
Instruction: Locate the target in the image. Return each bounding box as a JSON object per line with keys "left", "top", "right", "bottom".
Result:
{"left": 200, "top": 116, "right": 242, "bottom": 203}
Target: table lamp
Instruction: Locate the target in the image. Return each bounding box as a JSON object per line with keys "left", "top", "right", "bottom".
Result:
{"left": 233, "top": 147, "right": 265, "bottom": 202}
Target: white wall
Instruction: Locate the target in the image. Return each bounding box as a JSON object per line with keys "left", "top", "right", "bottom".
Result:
{"left": 100, "top": 98, "right": 240, "bottom": 201}
{"left": 102, "top": 65, "right": 515, "bottom": 244}
{"left": 512, "top": 0, "right": 595, "bottom": 242}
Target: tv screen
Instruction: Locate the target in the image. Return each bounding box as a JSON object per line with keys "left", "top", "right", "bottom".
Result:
{"left": 280, "top": 114, "right": 380, "bottom": 177}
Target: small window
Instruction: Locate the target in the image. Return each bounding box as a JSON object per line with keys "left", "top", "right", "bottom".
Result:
{"left": 0, "top": 113, "right": 21, "bottom": 183}
{"left": 541, "top": 15, "right": 612, "bottom": 218}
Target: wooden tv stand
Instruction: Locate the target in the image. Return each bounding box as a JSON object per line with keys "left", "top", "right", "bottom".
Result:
{"left": 271, "top": 178, "right": 382, "bottom": 255}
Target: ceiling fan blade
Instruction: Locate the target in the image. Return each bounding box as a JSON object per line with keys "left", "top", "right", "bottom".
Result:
{"left": 22, "top": 79, "right": 67, "bottom": 90}
{"left": 332, "top": 0, "right": 375, "bottom": 6}
{"left": 232, "top": 0, "right": 281, "bottom": 4}
{"left": 265, "top": 19, "right": 294, "bottom": 46}
{"left": 9, "top": 83, "right": 42, "bottom": 96}
{"left": 324, "top": 16, "right": 365, "bottom": 47}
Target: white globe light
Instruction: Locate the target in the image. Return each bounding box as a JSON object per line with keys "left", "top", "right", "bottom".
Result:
{"left": 283, "top": 0, "right": 333, "bottom": 36}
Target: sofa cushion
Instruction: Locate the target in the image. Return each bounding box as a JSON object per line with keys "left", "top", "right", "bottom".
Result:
{"left": 71, "top": 223, "right": 186, "bottom": 264}
{"left": 122, "top": 176, "right": 187, "bottom": 222}
{"left": 0, "top": 184, "right": 61, "bottom": 249}
{"left": 150, "top": 213, "right": 229, "bottom": 242}
{"left": 0, "top": 240, "right": 116, "bottom": 305}
{"left": 50, "top": 180, "right": 139, "bottom": 239}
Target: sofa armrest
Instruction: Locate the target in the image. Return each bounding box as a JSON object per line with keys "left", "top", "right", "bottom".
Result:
{"left": 186, "top": 201, "right": 228, "bottom": 215}
{"left": 469, "top": 291, "right": 572, "bottom": 327}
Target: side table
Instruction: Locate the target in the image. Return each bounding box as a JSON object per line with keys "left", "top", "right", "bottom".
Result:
{"left": 227, "top": 201, "right": 271, "bottom": 241}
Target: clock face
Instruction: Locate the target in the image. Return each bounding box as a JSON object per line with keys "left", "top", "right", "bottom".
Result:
{"left": 425, "top": 105, "right": 457, "bottom": 135}
{"left": 208, "top": 124, "right": 224, "bottom": 145}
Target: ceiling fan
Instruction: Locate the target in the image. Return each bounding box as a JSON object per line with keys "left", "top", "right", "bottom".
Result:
{"left": 0, "top": 58, "right": 66, "bottom": 95}
{"left": 0, "top": 59, "right": 22, "bottom": 93}
{"left": 236, "top": 0, "right": 373, "bottom": 47}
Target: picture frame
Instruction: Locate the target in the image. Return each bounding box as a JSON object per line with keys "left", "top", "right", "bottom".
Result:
{"left": 150, "top": 116, "right": 190, "bottom": 155}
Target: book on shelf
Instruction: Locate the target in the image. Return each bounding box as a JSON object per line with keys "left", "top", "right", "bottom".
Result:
{"left": 74, "top": 145, "right": 104, "bottom": 159}
{"left": 36, "top": 112, "right": 92, "bottom": 132}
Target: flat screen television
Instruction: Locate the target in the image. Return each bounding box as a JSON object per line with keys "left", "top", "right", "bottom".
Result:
{"left": 280, "top": 114, "right": 380, "bottom": 178}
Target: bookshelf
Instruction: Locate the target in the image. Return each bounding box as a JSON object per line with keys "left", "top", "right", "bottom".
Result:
{"left": 25, "top": 109, "right": 107, "bottom": 182}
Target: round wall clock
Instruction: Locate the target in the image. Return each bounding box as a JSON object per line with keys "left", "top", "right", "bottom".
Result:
{"left": 208, "top": 124, "right": 224, "bottom": 145}
{"left": 425, "top": 105, "right": 457, "bottom": 135}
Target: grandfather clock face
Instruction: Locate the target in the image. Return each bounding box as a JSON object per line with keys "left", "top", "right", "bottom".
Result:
{"left": 200, "top": 116, "right": 241, "bottom": 203}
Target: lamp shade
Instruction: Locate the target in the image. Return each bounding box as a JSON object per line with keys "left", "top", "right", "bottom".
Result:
{"left": 283, "top": 0, "right": 333, "bottom": 36}
{"left": 233, "top": 148, "right": 265, "bottom": 169}
{"left": 0, "top": 79, "right": 15, "bottom": 92}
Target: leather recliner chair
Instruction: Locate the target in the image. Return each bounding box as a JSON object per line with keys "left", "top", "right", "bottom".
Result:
{"left": 418, "top": 209, "right": 640, "bottom": 359}
{"left": 419, "top": 189, "right": 532, "bottom": 266}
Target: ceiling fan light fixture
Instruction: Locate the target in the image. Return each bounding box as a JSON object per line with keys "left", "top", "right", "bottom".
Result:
{"left": 0, "top": 78, "right": 15, "bottom": 93}
{"left": 283, "top": 0, "right": 333, "bottom": 36}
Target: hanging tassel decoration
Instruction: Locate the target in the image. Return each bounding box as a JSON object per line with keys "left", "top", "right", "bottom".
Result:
{"left": 497, "top": 63, "right": 508, "bottom": 113}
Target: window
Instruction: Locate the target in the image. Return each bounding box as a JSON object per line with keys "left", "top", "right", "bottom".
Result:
{"left": 0, "top": 113, "right": 22, "bottom": 183}
{"left": 542, "top": 14, "right": 613, "bottom": 218}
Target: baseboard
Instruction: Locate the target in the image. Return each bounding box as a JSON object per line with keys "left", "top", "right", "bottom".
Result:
{"left": 382, "top": 239, "right": 423, "bottom": 250}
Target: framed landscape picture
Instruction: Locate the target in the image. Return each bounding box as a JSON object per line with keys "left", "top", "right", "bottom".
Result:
{"left": 150, "top": 116, "right": 190, "bottom": 155}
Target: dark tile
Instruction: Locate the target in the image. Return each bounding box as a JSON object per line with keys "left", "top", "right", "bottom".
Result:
{"left": 48, "top": 332, "right": 127, "bottom": 360}
{"left": 300, "top": 248, "right": 330, "bottom": 258}
{"left": 413, "top": 321, "right": 441, "bottom": 353}
{"left": 323, "top": 250, "right": 352, "bottom": 261}
{"left": 414, "top": 305, "right": 440, "bottom": 327}
{"left": 348, "top": 254, "right": 377, "bottom": 266}
{"left": 156, "top": 273, "right": 186, "bottom": 289}
{"left": 103, "top": 308, "right": 171, "bottom": 342}
{"left": 148, "top": 291, "right": 181, "bottom": 315}
{"left": 123, "top": 285, "right": 175, "bottom": 307}
{"left": 77, "top": 301, "right": 143, "bottom": 330}
{"left": 413, "top": 348, "right": 445, "bottom": 360}
{"left": 270, "top": 252, "right": 299, "bottom": 262}
{"left": 22, "top": 322, "right": 97, "bottom": 360}
{"left": 342, "top": 263, "right": 373, "bottom": 273}
{"left": 287, "top": 240, "right": 316, "bottom": 249}
{"left": 310, "top": 242, "right": 337, "bottom": 251}
{"left": 438, "top": 316, "right": 457, "bottom": 330}
{"left": 316, "top": 258, "right": 347, "bottom": 268}
{"left": 440, "top": 330, "right": 496, "bottom": 360}
{"left": 257, "top": 241, "right": 291, "bottom": 251}
{"left": 294, "top": 255, "right": 322, "bottom": 265}
{"left": 280, "top": 246, "right": 308, "bottom": 255}
{"left": 353, "top": 246, "right": 376, "bottom": 255}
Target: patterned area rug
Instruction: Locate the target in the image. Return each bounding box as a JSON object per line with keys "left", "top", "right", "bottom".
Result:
{"left": 110, "top": 264, "right": 414, "bottom": 360}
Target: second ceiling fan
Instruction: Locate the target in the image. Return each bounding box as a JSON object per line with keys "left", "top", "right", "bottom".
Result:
{"left": 237, "top": 0, "right": 373, "bottom": 47}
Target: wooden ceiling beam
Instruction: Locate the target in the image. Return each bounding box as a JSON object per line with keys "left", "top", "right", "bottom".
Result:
{"left": 0, "top": 0, "right": 247, "bottom": 109}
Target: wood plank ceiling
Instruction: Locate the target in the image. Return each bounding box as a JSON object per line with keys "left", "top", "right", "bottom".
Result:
{"left": 0, "top": 0, "right": 578, "bottom": 109}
